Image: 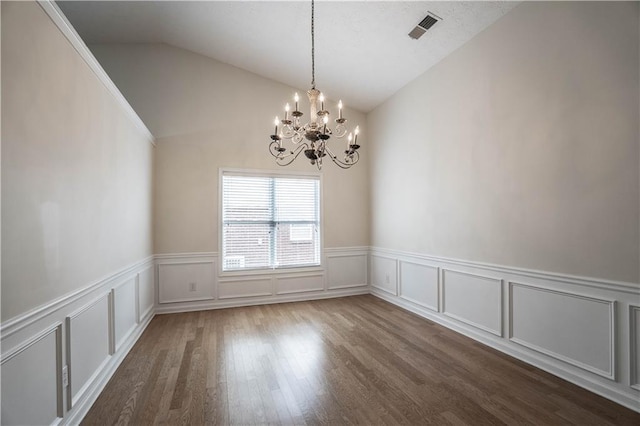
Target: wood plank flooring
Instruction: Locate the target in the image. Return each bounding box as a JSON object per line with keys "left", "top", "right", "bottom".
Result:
{"left": 82, "top": 295, "right": 640, "bottom": 425}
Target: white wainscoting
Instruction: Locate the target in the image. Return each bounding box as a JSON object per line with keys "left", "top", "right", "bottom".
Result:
{"left": 112, "top": 277, "right": 139, "bottom": 353}
{"left": 369, "top": 246, "right": 640, "bottom": 413}
{"left": 399, "top": 260, "right": 439, "bottom": 312}
{"left": 326, "top": 250, "right": 368, "bottom": 290}
{"left": 371, "top": 254, "right": 398, "bottom": 295}
{"left": 66, "top": 293, "right": 111, "bottom": 410}
{"left": 158, "top": 258, "right": 216, "bottom": 303}
{"left": 154, "top": 247, "right": 369, "bottom": 314}
{"left": 442, "top": 269, "right": 503, "bottom": 336}
{"left": 276, "top": 274, "right": 325, "bottom": 295}
{"left": 0, "top": 257, "right": 156, "bottom": 426}
{"left": 510, "top": 282, "right": 615, "bottom": 379}
{"left": 138, "top": 265, "right": 155, "bottom": 322}
{"left": 1, "top": 323, "right": 63, "bottom": 426}
{"left": 631, "top": 305, "right": 640, "bottom": 391}
{"left": 218, "top": 277, "right": 273, "bottom": 299}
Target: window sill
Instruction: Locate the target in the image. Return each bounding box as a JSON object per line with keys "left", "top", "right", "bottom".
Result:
{"left": 219, "top": 264, "right": 324, "bottom": 279}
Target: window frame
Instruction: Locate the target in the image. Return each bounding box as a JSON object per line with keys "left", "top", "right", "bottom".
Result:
{"left": 218, "top": 168, "right": 324, "bottom": 276}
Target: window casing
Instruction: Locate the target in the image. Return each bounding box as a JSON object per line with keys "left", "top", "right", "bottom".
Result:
{"left": 221, "top": 170, "right": 321, "bottom": 272}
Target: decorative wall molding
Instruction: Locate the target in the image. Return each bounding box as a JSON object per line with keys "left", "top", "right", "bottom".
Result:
{"left": 3, "top": 246, "right": 639, "bottom": 424}
{"left": 371, "top": 247, "right": 639, "bottom": 294}
{"left": 65, "top": 292, "right": 112, "bottom": 410}
{"left": 155, "top": 247, "right": 370, "bottom": 314}
{"left": 326, "top": 252, "right": 368, "bottom": 290}
{"left": 442, "top": 269, "right": 503, "bottom": 337}
{"left": 398, "top": 260, "right": 439, "bottom": 312}
{"left": 369, "top": 246, "right": 640, "bottom": 413}
{"left": 276, "top": 274, "right": 325, "bottom": 295}
{"left": 509, "top": 282, "right": 616, "bottom": 380}
{"left": 157, "top": 261, "right": 216, "bottom": 303}
{"left": 370, "top": 254, "right": 398, "bottom": 295}
{"left": 36, "top": 0, "right": 155, "bottom": 145}
{"left": 630, "top": 305, "right": 640, "bottom": 391}
{"left": 0, "top": 323, "right": 63, "bottom": 425}
{"left": 1, "top": 256, "right": 156, "bottom": 425}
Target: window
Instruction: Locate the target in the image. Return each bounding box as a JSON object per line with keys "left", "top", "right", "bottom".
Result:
{"left": 221, "top": 170, "right": 321, "bottom": 271}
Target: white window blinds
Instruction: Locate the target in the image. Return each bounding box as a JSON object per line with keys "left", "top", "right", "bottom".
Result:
{"left": 222, "top": 172, "right": 321, "bottom": 271}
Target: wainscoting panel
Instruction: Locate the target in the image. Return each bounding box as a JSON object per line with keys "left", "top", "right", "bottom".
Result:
{"left": 442, "top": 269, "right": 502, "bottom": 336}
{"left": 66, "top": 294, "right": 111, "bottom": 409}
{"left": 158, "top": 261, "right": 215, "bottom": 303}
{"left": 510, "top": 283, "right": 615, "bottom": 379}
{"left": 138, "top": 265, "right": 155, "bottom": 322}
{"left": 371, "top": 255, "right": 398, "bottom": 295}
{"left": 326, "top": 254, "right": 368, "bottom": 289}
{"left": 218, "top": 278, "right": 273, "bottom": 299}
{"left": 399, "top": 261, "right": 439, "bottom": 312}
{"left": 630, "top": 305, "right": 640, "bottom": 390}
{"left": 276, "top": 274, "right": 324, "bottom": 295}
{"left": 1, "top": 324, "right": 63, "bottom": 426}
{"left": 112, "top": 277, "right": 138, "bottom": 352}
{"left": 369, "top": 246, "right": 640, "bottom": 413}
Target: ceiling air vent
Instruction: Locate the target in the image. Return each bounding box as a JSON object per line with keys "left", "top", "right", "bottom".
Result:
{"left": 408, "top": 12, "right": 441, "bottom": 40}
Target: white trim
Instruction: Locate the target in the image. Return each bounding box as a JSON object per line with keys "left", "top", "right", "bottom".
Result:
{"left": 157, "top": 261, "right": 216, "bottom": 304}
{"left": 371, "top": 246, "right": 639, "bottom": 294}
{"left": 398, "top": 260, "right": 439, "bottom": 313}
{"left": 155, "top": 252, "right": 216, "bottom": 260}
{"left": 65, "top": 293, "right": 112, "bottom": 410}
{"left": 1, "top": 256, "right": 154, "bottom": 340}
{"left": 630, "top": 305, "right": 640, "bottom": 390}
{"left": 441, "top": 269, "right": 503, "bottom": 337}
{"left": 0, "top": 323, "right": 64, "bottom": 421}
{"left": 36, "top": 0, "right": 154, "bottom": 145}
{"left": 275, "top": 273, "right": 325, "bottom": 295}
{"left": 508, "top": 281, "right": 616, "bottom": 380}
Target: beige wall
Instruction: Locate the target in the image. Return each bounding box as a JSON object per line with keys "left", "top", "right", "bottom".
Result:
{"left": 1, "top": 2, "right": 154, "bottom": 321}
{"left": 90, "top": 43, "right": 370, "bottom": 254}
{"left": 367, "top": 1, "right": 639, "bottom": 283}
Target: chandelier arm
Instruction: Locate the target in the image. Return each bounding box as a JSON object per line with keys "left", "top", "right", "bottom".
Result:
{"left": 324, "top": 146, "right": 359, "bottom": 169}
{"left": 271, "top": 142, "right": 309, "bottom": 166}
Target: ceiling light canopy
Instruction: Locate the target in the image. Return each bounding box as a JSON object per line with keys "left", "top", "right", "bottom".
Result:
{"left": 269, "top": 0, "right": 360, "bottom": 170}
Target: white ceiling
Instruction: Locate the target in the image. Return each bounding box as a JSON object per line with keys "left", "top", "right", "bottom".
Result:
{"left": 58, "top": 1, "right": 519, "bottom": 112}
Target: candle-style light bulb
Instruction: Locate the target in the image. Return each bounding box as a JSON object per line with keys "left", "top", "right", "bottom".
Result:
{"left": 347, "top": 132, "right": 353, "bottom": 149}
{"left": 323, "top": 115, "right": 328, "bottom": 134}
{"left": 354, "top": 126, "right": 359, "bottom": 144}
{"left": 319, "top": 93, "right": 325, "bottom": 111}
{"left": 338, "top": 100, "right": 343, "bottom": 119}
{"left": 279, "top": 132, "right": 283, "bottom": 148}
{"left": 294, "top": 93, "right": 299, "bottom": 111}
{"left": 285, "top": 103, "right": 290, "bottom": 120}
{"left": 274, "top": 116, "right": 279, "bottom": 135}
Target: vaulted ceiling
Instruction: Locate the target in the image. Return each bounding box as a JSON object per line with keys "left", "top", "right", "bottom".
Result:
{"left": 58, "top": 1, "right": 519, "bottom": 112}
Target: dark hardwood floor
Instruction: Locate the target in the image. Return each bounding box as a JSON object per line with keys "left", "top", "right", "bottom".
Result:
{"left": 82, "top": 295, "right": 640, "bottom": 425}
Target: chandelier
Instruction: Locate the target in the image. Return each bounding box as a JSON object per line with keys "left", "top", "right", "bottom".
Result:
{"left": 269, "top": 0, "right": 360, "bottom": 170}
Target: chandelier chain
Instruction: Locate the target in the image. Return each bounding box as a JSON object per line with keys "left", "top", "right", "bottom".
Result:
{"left": 311, "top": 0, "right": 315, "bottom": 88}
